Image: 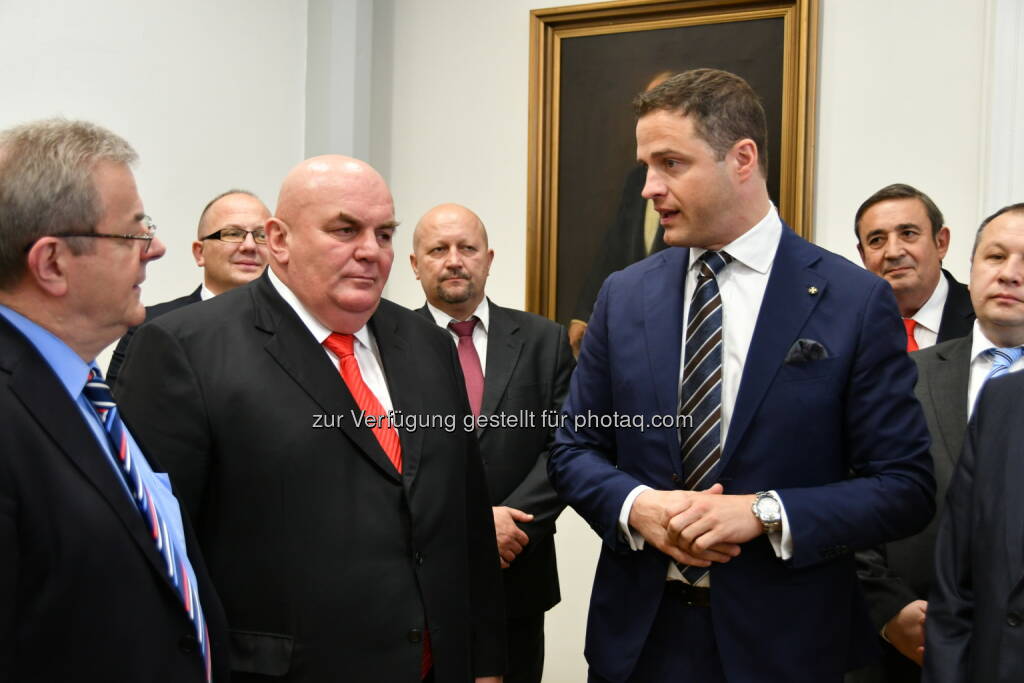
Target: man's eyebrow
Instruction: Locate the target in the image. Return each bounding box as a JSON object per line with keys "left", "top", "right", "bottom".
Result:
{"left": 334, "top": 211, "right": 399, "bottom": 231}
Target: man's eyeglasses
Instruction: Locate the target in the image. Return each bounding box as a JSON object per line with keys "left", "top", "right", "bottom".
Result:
{"left": 201, "top": 227, "right": 267, "bottom": 244}
{"left": 47, "top": 215, "right": 158, "bottom": 254}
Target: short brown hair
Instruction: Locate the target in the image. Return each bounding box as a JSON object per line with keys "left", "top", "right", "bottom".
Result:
{"left": 633, "top": 68, "right": 768, "bottom": 176}
{"left": 854, "top": 183, "right": 944, "bottom": 241}
{"left": 0, "top": 118, "right": 137, "bottom": 289}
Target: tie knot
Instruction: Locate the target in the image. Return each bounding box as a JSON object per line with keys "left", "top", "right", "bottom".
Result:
{"left": 449, "top": 318, "right": 478, "bottom": 338}
{"left": 699, "top": 250, "right": 732, "bottom": 279}
{"left": 903, "top": 318, "right": 917, "bottom": 335}
{"left": 988, "top": 346, "right": 1023, "bottom": 369}
{"left": 324, "top": 332, "right": 356, "bottom": 358}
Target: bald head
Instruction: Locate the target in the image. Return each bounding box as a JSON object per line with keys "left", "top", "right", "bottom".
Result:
{"left": 413, "top": 203, "right": 488, "bottom": 252}
{"left": 410, "top": 203, "right": 493, "bottom": 320}
{"left": 266, "top": 155, "right": 397, "bottom": 333}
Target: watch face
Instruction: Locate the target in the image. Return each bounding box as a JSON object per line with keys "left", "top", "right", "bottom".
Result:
{"left": 755, "top": 496, "right": 782, "bottom": 523}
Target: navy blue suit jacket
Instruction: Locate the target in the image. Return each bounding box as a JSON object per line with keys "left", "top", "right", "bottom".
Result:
{"left": 549, "top": 225, "right": 935, "bottom": 682}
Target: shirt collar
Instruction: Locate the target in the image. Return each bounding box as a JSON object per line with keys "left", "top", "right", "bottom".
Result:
{"left": 426, "top": 297, "right": 490, "bottom": 333}
{"left": 970, "top": 318, "right": 1023, "bottom": 362}
{"left": 266, "top": 267, "right": 372, "bottom": 349}
{"left": 200, "top": 284, "right": 216, "bottom": 301}
{"left": 910, "top": 271, "right": 948, "bottom": 334}
{"left": 687, "top": 204, "right": 781, "bottom": 275}
{"left": 0, "top": 304, "right": 95, "bottom": 400}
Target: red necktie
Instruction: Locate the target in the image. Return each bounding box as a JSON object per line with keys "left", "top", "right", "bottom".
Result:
{"left": 449, "top": 319, "right": 484, "bottom": 417}
{"left": 322, "top": 333, "right": 433, "bottom": 677}
{"left": 323, "top": 333, "right": 402, "bottom": 473}
{"left": 903, "top": 318, "right": 919, "bottom": 352}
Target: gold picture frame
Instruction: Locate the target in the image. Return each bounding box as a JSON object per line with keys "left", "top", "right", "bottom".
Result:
{"left": 526, "top": 0, "right": 819, "bottom": 322}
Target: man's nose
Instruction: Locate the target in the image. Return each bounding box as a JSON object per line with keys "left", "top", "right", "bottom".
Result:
{"left": 641, "top": 168, "right": 665, "bottom": 200}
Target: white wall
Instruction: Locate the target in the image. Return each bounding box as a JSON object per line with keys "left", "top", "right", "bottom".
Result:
{"left": 815, "top": 0, "right": 989, "bottom": 284}
{"left": 0, "top": 0, "right": 308, "bottom": 367}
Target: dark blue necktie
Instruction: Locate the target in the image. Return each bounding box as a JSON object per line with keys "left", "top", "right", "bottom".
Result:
{"left": 678, "top": 250, "right": 732, "bottom": 584}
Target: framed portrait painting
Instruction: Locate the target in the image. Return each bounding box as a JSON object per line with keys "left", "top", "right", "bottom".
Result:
{"left": 526, "top": 0, "right": 819, "bottom": 324}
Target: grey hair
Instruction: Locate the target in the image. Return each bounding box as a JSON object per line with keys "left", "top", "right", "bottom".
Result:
{"left": 0, "top": 118, "right": 137, "bottom": 289}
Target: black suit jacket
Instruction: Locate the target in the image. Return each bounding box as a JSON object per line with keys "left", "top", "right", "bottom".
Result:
{"left": 417, "top": 300, "right": 574, "bottom": 617}
{"left": 925, "top": 371, "right": 1024, "bottom": 683}
{"left": 936, "top": 270, "right": 973, "bottom": 343}
{"left": 0, "top": 315, "right": 229, "bottom": 683}
{"left": 116, "top": 273, "right": 505, "bottom": 683}
{"left": 853, "top": 336, "right": 972, "bottom": 682}
{"left": 107, "top": 285, "right": 203, "bottom": 388}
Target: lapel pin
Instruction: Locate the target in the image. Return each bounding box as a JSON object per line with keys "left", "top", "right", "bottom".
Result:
{"left": 807, "top": 286, "right": 819, "bottom": 295}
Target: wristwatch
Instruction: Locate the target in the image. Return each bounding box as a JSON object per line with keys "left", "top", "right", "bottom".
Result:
{"left": 751, "top": 491, "right": 782, "bottom": 534}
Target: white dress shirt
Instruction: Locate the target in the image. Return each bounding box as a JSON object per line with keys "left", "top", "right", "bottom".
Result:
{"left": 426, "top": 298, "right": 490, "bottom": 376}
{"left": 967, "top": 320, "right": 1024, "bottom": 418}
{"left": 906, "top": 273, "right": 948, "bottom": 350}
{"left": 267, "top": 267, "right": 393, "bottom": 412}
{"left": 618, "top": 205, "right": 793, "bottom": 581}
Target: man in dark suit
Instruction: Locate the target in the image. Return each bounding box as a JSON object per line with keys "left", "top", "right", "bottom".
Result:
{"left": 0, "top": 118, "right": 228, "bottom": 682}
{"left": 851, "top": 200, "right": 1024, "bottom": 679}
{"left": 922, "top": 202, "right": 1024, "bottom": 683}
{"left": 548, "top": 69, "right": 935, "bottom": 682}
{"left": 116, "top": 155, "right": 505, "bottom": 683}
{"left": 854, "top": 202, "right": 1024, "bottom": 682}
{"left": 410, "top": 203, "right": 574, "bottom": 683}
{"left": 107, "top": 189, "right": 270, "bottom": 386}
{"left": 855, "top": 184, "right": 974, "bottom": 351}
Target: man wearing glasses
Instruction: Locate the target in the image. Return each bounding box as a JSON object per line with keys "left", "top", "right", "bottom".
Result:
{"left": 107, "top": 189, "right": 269, "bottom": 386}
{"left": 0, "top": 118, "right": 229, "bottom": 682}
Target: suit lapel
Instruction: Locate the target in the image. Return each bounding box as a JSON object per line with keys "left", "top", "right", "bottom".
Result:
{"left": 925, "top": 338, "right": 972, "bottom": 468}
{"left": 369, "top": 304, "right": 425, "bottom": 488}
{"left": 1, "top": 325, "right": 184, "bottom": 595}
{"left": 255, "top": 279, "right": 401, "bottom": 483}
{"left": 481, "top": 302, "right": 522, "bottom": 423}
{"left": 1004, "top": 410, "right": 1024, "bottom": 592}
{"left": 724, "top": 228, "right": 825, "bottom": 466}
{"left": 643, "top": 250, "right": 687, "bottom": 468}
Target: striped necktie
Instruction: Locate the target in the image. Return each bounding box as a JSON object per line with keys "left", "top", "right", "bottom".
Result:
{"left": 83, "top": 369, "right": 211, "bottom": 682}
{"left": 985, "top": 346, "right": 1022, "bottom": 382}
{"left": 678, "top": 250, "right": 732, "bottom": 584}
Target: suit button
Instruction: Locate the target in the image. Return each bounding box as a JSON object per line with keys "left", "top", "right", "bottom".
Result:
{"left": 407, "top": 628, "right": 423, "bottom": 643}
{"left": 671, "top": 473, "right": 682, "bottom": 487}
{"left": 1008, "top": 613, "right": 1022, "bottom": 627}
{"left": 179, "top": 633, "right": 197, "bottom": 653}
{"left": 414, "top": 552, "right": 424, "bottom": 566}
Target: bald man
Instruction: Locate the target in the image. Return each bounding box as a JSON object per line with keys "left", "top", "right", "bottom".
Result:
{"left": 116, "top": 158, "right": 505, "bottom": 683}
{"left": 411, "top": 204, "right": 573, "bottom": 683}
{"left": 106, "top": 189, "right": 269, "bottom": 387}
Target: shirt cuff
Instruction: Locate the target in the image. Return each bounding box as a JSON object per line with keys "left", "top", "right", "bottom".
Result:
{"left": 618, "top": 484, "right": 652, "bottom": 550}
{"left": 765, "top": 489, "right": 793, "bottom": 560}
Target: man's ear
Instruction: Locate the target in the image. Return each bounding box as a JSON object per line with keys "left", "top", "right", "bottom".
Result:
{"left": 192, "top": 240, "right": 205, "bottom": 267}
{"left": 409, "top": 252, "right": 421, "bottom": 280}
{"left": 265, "top": 217, "right": 289, "bottom": 265}
{"left": 25, "top": 237, "right": 71, "bottom": 297}
{"left": 730, "top": 138, "right": 759, "bottom": 181}
{"left": 934, "top": 226, "right": 951, "bottom": 261}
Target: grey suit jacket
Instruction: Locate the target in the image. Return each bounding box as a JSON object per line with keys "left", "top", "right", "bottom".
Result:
{"left": 852, "top": 336, "right": 972, "bottom": 681}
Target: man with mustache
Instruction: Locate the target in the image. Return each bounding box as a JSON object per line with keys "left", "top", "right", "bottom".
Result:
{"left": 107, "top": 189, "right": 270, "bottom": 386}
{"left": 410, "top": 203, "right": 573, "bottom": 683}
{"left": 855, "top": 184, "right": 974, "bottom": 352}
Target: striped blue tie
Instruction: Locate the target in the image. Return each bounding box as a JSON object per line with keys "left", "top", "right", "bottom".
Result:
{"left": 985, "top": 346, "right": 1022, "bottom": 382}
{"left": 83, "top": 369, "right": 211, "bottom": 682}
{"left": 678, "top": 250, "right": 732, "bottom": 584}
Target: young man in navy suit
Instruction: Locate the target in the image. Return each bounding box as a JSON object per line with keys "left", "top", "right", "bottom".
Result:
{"left": 549, "top": 68, "right": 935, "bottom": 682}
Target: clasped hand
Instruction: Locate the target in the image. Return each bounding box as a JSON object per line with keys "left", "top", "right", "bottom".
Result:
{"left": 628, "top": 484, "right": 762, "bottom": 567}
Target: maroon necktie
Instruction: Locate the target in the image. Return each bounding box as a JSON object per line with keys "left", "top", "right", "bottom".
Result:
{"left": 449, "top": 318, "right": 484, "bottom": 417}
